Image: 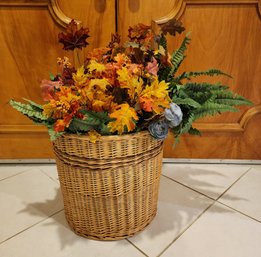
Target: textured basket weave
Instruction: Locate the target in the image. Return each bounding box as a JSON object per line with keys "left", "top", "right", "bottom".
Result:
{"left": 53, "top": 131, "right": 163, "bottom": 240}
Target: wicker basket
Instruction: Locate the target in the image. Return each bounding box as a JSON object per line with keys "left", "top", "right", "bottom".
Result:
{"left": 53, "top": 131, "right": 163, "bottom": 240}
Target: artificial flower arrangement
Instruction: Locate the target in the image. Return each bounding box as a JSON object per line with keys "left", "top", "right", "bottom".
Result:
{"left": 10, "top": 19, "right": 252, "bottom": 143}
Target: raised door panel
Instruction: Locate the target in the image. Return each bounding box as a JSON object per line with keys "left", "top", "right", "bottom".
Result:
{"left": 0, "top": 0, "right": 115, "bottom": 159}
{"left": 119, "top": 0, "right": 261, "bottom": 159}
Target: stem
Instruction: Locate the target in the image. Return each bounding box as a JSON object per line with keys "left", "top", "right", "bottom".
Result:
{"left": 76, "top": 49, "right": 81, "bottom": 67}
{"left": 73, "top": 48, "right": 82, "bottom": 68}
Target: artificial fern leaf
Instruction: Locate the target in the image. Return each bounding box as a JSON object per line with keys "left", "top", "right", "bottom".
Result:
{"left": 215, "top": 92, "right": 253, "bottom": 106}
{"left": 68, "top": 118, "right": 93, "bottom": 132}
{"left": 175, "top": 69, "right": 232, "bottom": 83}
{"left": 188, "top": 127, "right": 201, "bottom": 136}
{"left": 22, "top": 98, "right": 43, "bottom": 110}
{"left": 169, "top": 33, "right": 191, "bottom": 76}
{"left": 68, "top": 110, "right": 113, "bottom": 133}
{"left": 182, "top": 82, "right": 230, "bottom": 104}
{"left": 47, "top": 126, "right": 64, "bottom": 141}
{"left": 193, "top": 102, "right": 238, "bottom": 120}
{"left": 184, "top": 82, "right": 228, "bottom": 93}
{"left": 158, "top": 34, "right": 167, "bottom": 50}
{"left": 9, "top": 100, "right": 47, "bottom": 121}
{"left": 179, "top": 113, "right": 195, "bottom": 134}
{"left": 172, "top": 96, "right": 201, "bottom": 108}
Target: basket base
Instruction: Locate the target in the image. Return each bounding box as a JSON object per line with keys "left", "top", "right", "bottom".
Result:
{"left": 65, "top": 209, "right": 157, "bottom": 241}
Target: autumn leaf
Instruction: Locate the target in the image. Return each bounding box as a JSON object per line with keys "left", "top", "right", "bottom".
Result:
{"left": 108, "top": 32, "right": 121, "bottom": 49}
{"left": 87, "top": 60, "right": 106, "bottom": 73}
{"left": 58, "top": 19, "right": 90, "bottom": 51}
{"left": 40, "top": 79, "right": 61, "bottom": 101}
{"left": 139, "top": 78, "right": 171, "bottom": 114}
{"left": 128, "top": 23, "right": 151, "bottom": 41}
{"left": 117, "top": 67, "right": 143, "bottom": 100}
{"left": 72, "top": 65, "right": 88, "bottom": 86}
{"left": 54, "top": 115, "right": 72, "bottom": 132}
{"left": 88, "top": 130, "right": 101, "bottom": 143}
{"left": 89, "top": 78, "right": 110, "bottom": 91}
{"left": 108, "top": 103, "right": 138, "bottom": 134}
{"left": 146, "top": 57, "right": 159, "bottom": 76}
{"left": 139, "top": 96, "right": 153, "bottom": 112}
{"left": 160, "top": 18, "right": 185, "bottom": 36}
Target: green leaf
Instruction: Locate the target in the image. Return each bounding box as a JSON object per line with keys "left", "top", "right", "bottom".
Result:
{"left": 22, "top": 98, "right": 43, "bottom": 110}
{"left": 179, "top": 113, "right": 195, "bottom": 134}
{"left": 172, "top": 96, "right": 201, "bottom": 108}
{"left": 80, "top": 110, "right": 112, "bottom": 124}
{"left": 175, "top": 69, "right": 232, "bottom": 83}
{"left": 193, "top": 102, "right": 238, "bottom": 120}
{"left": 169, "top": 33, "right": 191, "bottom": 76}
{"left": 47, "top": 126, "right": 64, "bottom": 141}
{"left": 188, "top": 127, "right": 201, "bottom": 136}
{"left": 215, "top": 92, "right": 253, "bottom": 106}
{"left": 9, "top": 100, "right": 47, "bottom": 121}
{"left": 49, "top": 73, "right": 55, "bottom": 81}
{"left": 68, "top": 118, "right": 93, "bottom": 133}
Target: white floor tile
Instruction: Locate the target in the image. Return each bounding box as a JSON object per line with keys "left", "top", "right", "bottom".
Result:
{"left": 0, "top": 211, "right": 145, "bottom": 257}
{"left": 38, "top": 164, "right": 59, "bottom": 182}
{"left": 128, "top": 176, "right": 213, "bottom": 257}
{"left": 0, "top": 168, "right": 63, "bottom": 243}
{"left": 219, "top": 167, "right": 261, "bottom": 221}
{"left": 0, "top": 165, "right": 32, "bottom": 180}
{"left": 161, "top": 202, "right": 261, "bottom": 257}
{"left": 163, "top": 163, "right": 250, "bottom": 199}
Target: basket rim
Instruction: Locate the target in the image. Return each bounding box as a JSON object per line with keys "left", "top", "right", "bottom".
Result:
{"left": 58, "top": 130, "right": 159, "bottom": 142}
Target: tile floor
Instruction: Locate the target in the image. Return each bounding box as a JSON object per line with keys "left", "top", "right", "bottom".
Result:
{"left": 0, "top": 162, "right": 261, "bottom": 257}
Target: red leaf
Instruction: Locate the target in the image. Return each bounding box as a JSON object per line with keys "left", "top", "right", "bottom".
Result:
{"left": 58, "top": 20, "right": 90, "bottom": 51}
{"left": 160, "top": 18, "right": 185, "bottom": 36}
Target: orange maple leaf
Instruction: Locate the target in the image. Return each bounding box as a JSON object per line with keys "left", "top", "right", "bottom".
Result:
{"left": 108, "top": 103, "right": 138, "bottom": 134}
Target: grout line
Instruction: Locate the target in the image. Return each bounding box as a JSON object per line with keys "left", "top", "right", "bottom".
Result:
{"left": 0, "top": 169, "right": 31, "bottom": 182}
{"left": 215, "top": 167, "right": 252, "bottom": 202}
{"left": 216, "top": 201, "right": 261, "bottom": 224}
{"left": 0, "top": 209, "right": 64, "bottom": 245}
{"left": 157, "top": 201, "right": 216, "bottom": 257}
{"left": 39, "top": 169, "right": 60, "bottom": 185}
{"left": 159, "top": 167, "right": 253, "bottom": 256}
{"left": 126, "top": 238, "right": 149, "bottom": 257}
{"left": 162, "top": 174, "right": 216, "bottom": 201}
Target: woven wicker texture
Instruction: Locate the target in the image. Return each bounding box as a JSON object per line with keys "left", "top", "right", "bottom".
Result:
{"left": 53, "top": 131, "right": 163, "bottom": 240}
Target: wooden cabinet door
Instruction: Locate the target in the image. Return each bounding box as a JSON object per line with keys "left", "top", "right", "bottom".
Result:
{"left": 119, "top": 0, "right": 261, "bottom": 159}
{"left": 0, "top": 0, "right": 115, "bottom": 159}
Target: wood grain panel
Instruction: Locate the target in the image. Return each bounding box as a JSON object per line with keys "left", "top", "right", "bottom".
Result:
{"left": 122, "top": 0, "right": 261, "bottom": 159}
{"left": 0, "top": 0, "right": 115, "bottom": 159}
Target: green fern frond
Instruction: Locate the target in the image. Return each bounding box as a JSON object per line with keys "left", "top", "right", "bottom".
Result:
{"left": 80, "top": 110, "right": 112, "bottom": 124}
{"left": 22, "top": 98, "right": 43, "bottom": 110}
{"left": 175, "top": 69, "right": 232, "bottom": 82}
{"left": 172, "top": 96, "right": 201, "bottom": 108}
{"left": 68, "top": 118, "right": 93, "bottom": 132}
{"left": 215, "top": 92, "right": 253, "bottom": 106}
{"left": 68, "top": 111, "right": 112, "bottom": 133}
{"left": 181, "top": 83, "right": 229, "bottom": 104}
{"left": 180, "top": 113, "right": 195, "bottom": 135}
{"left": 193, "top": 102, "right": 238, "bottom": 120}
{"left": 9, "top": 100, "right": 47, "bottom": 121}
{"left": 47, "top": 126, "right": 64, "bottom": 141}
{"left": 158, "top": 34, "right": 167, "bottom": 50}
{"left": 184, "top": 82, "right": 228, "bottom": 93}
{"left": 169, "top": 33, "right": 191, "bottom": 76}
{"left": 188, "top": 127, "right": 201, "bottom": 136}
